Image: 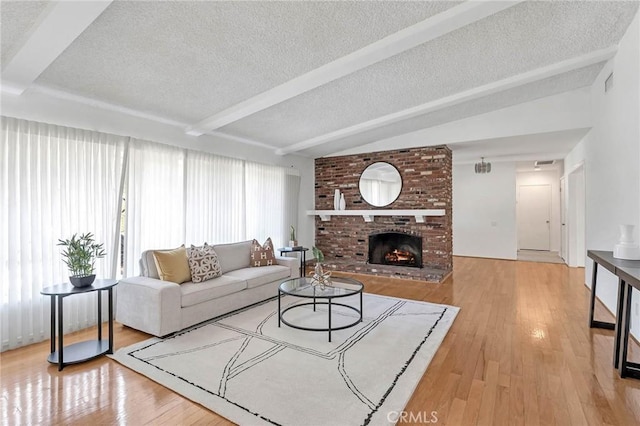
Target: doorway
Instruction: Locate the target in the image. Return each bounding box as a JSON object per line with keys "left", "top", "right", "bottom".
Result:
{"left": 518, "top": 184, "right": 551, "bottom": 250}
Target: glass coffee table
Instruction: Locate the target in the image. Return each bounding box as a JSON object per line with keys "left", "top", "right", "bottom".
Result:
{"left": 278, "top": 276, "right": 364, "bottom": 342}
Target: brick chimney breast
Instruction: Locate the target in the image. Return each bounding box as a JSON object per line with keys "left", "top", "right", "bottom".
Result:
{"left": 314, "top": 146, "right": 452, "bottom": 283}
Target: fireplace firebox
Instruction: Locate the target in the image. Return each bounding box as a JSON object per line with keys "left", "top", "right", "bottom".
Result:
{"left": 368, "top": 232, "right": 422, "bottom": 268}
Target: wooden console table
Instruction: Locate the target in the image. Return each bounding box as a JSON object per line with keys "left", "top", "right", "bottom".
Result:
{"left": 587, "top": 250, "right": 640, "bottom": 378}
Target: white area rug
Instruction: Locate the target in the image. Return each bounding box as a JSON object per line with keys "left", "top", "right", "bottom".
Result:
{"left": 111, "top": 293, "right": 459, "bottom": 425}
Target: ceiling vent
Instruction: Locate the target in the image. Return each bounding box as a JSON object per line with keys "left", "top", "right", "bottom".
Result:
{"left": 605, "top": 72, "right": 614, "bottom": 93}
{"left": 534, "top": 160, "right": 555, "bottom": 166}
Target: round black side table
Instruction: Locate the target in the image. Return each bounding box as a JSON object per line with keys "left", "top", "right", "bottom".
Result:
{"left": 40, "top": 279, "right": 118, "bottom": 371}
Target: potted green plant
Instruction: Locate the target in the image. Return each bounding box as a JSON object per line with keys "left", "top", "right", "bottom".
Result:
{"left": 57, "top": 232, "right": 106, "bottom": 287}
{"left": 289, "top": 225, "right": 297, "bottom": 247}
{"left": 312, "top": 246, "right": 324, "bottom": 264}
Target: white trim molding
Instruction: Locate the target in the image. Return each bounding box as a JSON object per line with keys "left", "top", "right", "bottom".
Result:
{"left": 307, "top": 209, "right": 446, "bottom": 223}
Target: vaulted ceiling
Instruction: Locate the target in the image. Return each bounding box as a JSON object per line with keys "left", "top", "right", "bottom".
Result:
{"left": 1, "top": 1, "right": 638, "bottom": 159}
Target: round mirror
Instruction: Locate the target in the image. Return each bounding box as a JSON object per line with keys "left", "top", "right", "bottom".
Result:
{"left": 359, "top": 162, "right": 402, "bottom": 207}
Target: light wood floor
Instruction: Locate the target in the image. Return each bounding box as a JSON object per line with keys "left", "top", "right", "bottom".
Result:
{"left": 2, "top": 257, "right": 640, "bottom": 425}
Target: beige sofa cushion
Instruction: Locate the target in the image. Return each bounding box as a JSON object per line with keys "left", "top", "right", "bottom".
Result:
{"left": 153, "top": 246, "right": 191, "bottom": 284}
{"left": 226, "top": 265, "right": 291, "bottom": 289}
{"left": 180, "top": 275, "right": 247, "bottom": 308}
{"left": 211, "top": 241, "right": 252, "bottom": 274}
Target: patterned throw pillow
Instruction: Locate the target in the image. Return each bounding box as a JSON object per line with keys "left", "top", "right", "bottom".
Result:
{"left": 186, "top": 243, "right": 222, "bottom": 283}
{"left": 251, "top": 238, "right": 276, "bottom": 267}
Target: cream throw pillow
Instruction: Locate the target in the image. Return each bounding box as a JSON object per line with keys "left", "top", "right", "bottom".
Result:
{"left": 187, "top": 243, "right": 222, "bottom": 283}
{"left": 250, "top": 238, "right": 276, "bottom": 267}
{"left": 153, "top": 245, "right": 192, "bottom": 284}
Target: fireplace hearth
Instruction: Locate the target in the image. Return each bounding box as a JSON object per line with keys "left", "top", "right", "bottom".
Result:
{"left": 368, "top": 232, "right": 422, "bottom": 268}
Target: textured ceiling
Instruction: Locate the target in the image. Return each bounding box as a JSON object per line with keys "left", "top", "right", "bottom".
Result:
{"left": 302, "top": 62, "right": 605, "bottom": 158}
{"left": 0, "top": 1, "right": 49, "bottom": 65}
{"left": 2, "top": 1, "right": 638, "bottom": 159}
{"left": 220, "top": 1, "right": 637, "bottom": 148}
{"left": 35, "top": 1, "right": 459, "bottom": 122}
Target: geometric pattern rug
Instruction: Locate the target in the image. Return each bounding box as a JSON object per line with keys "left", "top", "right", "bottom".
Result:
{"left": 111, "top": 293, "right": 459, "bottom": 425}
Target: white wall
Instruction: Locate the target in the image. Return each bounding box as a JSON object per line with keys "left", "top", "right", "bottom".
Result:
{"left": 567, "top": 165, "right": 586, "bottom": 268}
{"left": 453, "top": 162, "right": 517, "bottom": 260}
{"left": 580, "top": 11, "right": 640, "bottom": 336}
{"left": 563, "top": 140, "right": 586, "bottom": 266}
{"left": 516, "top": 170, "right": 562, "bottom": 252}
{"left": 1, "top": 89, "right": 317, "bottom": 249}
{"left": 564, "top": 139, "right": 585, "bottom": 172}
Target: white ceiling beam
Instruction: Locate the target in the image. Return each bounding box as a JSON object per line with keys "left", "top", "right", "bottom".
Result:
{"left": 1, "top": 1, "right": 113, "bottom": 96}
{"left": 207, "top": 130, "right": 279, "bottom": 151}
{"left": 276, "top": 47, "right": 616, "bottom": 156}
{"left": 185, "top": 0, "right": 525, "bottom": 136}
{"left": 29, "top": 84, "right": 277, "bottom": 150}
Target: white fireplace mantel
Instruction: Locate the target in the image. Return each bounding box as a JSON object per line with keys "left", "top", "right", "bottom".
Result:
{"left": 306, "top": 209, "right": 445, "bottom": 223}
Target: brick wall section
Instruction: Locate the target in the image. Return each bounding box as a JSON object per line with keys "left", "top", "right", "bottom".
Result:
{"left": 314, "top": 146, "right": 452, "bottom": 282}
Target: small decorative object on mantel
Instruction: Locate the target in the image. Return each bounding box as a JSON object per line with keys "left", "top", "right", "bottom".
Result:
{"left": 289, "top": 225, "right": 298, "bottom": 247}
{"left": 613, "top": 224, "right": 640, "bottom": 260}
{"left": 57, "top": 232, "right": 106, "bottom": 287}
{"left": 310, "top": 246, "right": 331, "bottom": 290}
{"left": 334, "top": 189, "right": 340, "bottom": 210}
{"left": 339, "top": 193, "right": 346, "bottom": 210}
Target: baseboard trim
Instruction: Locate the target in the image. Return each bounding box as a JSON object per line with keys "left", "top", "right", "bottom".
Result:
{"left": 453, "top": 254, "right": 517, "bottom": 261}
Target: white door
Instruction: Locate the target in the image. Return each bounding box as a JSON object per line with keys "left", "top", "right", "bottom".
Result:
{"left": 518, "top": 184, "right": 551, "bottom": 250}
{"left": 560, "top": 177, "right": 567, "bottom": 261}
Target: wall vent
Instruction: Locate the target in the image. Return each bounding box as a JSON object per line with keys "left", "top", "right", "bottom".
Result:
{"left": 534, "top": 160, "right": 555, "bottom": 166}
{"left": 605, "top": 72, "right": 614, "bottom": 93}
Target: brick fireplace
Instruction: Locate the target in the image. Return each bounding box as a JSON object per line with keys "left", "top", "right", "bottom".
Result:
{"left": 314, "top": 146, "right": 452, "bottom": 282}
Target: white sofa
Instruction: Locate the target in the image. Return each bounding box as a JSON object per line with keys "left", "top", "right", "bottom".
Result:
{"left": 116, "top": 240, "right": 299, "bottom": 336}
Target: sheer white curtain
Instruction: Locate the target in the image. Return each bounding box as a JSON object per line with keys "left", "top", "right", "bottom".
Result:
{"left": 245, "top": 161, "right": 287, "bottom": 248}
{"left": 185, "top": 151, "right": 245, "bottom": 245}
{"left": 0, "top": 117, "right": 126, "bottom": 351}
{"left": 1, "top": 117, "right": 299, "bottom": 351}
{"left": 124, "top": 139, "right": 185, "bottom": 276}
{"left": 284, "top": 172, "right": 301, "bottom": 242}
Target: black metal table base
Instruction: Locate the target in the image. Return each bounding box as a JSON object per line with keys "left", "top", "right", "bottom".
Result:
{"left": 278, "top": 291, "right": 363, "bottom": 342}
{"left": 587, "top": 259, "right": 625, "bottom": 369}
{"left": 42, "top": 281, "right": 117, "bottom": 371}
{"left": 278, "top": 248, "right": 308, "bottom": 278}
{"left": 587, "top": 250, "right": 640, "bottom": 380}
{"left": 620, "top": 362, "right": 640, "bottom": 379}
{"left": 47, "top": 340, "right": 110, "bottom": 364}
